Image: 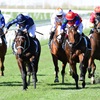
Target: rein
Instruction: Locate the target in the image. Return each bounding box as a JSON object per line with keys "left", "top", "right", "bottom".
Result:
{"left": 16, "top": 34, "right": 30, "bottom": 54}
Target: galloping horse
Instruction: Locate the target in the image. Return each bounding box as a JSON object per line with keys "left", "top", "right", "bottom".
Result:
{"left": 64, "top": 26, "right": 90, "bottom": 88}
{"left": 14, "top": 29, "right": 41, "bottom": 90}
{"left": 0, "top": 29, "right": 7, "bottom": 76}
{"left": 50, "top": 22, "right": 67, "bottom": 83}
{"left": 88, "top": 17, "right": 100, "bottom": 84}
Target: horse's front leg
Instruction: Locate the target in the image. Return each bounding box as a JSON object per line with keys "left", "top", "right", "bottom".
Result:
{"left": 61, "top": 62, "right": 67, "bottom": 83}
{"left": 90, "top": 62, "right": 96, "bottom": 84}
{"left": 88, "top": 57, "right": 94, "bottom": 78}
{"left": 21, "top": 66, "right": 27, "bottom": 90}
{"left": 52, "top": 55, "right": 59, "bottom": 83}
{"left": 31, "top": 59, "right": 37, "bottom": 89}
{"left": 69, "top": 61, "right": 79, "bottom": 89}
{"left": 18, "top": 59, "right": 27, "bottom": 90}
{"left": 0, "top": 57, "right": 5, "bottom": 76}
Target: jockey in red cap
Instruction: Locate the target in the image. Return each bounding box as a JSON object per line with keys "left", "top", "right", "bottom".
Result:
{"left": 61, "top": 10, "right": 91, "bottom": 50}
{"left": 89, "top": 6, "right": 100, "bottom": 36}
{"left": 61, "top": 10, "right": 83, "bottom": 36}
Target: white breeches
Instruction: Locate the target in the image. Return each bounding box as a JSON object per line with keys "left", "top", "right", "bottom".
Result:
{"left": 28, "top": 24, "right": 36, "bottom": 38}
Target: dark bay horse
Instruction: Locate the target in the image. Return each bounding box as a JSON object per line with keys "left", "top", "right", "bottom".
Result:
{"left": 0, "top": 29, "right": 7, "bottom": 76}
{"left": 50, "top": 22, "right": 67, "bottom": 83}
{"left": 88, "top": 17, "right": 100, "bottom": 84}
{"left": 14, "top": 29, "right": 41, "bottom": 90}
{"left": 64, "top": 26, "right": 90, "bottom": 88}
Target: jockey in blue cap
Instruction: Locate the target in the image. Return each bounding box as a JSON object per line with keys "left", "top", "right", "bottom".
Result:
{"left": 5, "top": 13, "right": 36, "bottom": 38}
{"left": 0, "top": 10, "right": 6, "bottom": 44}
{"left": 5, "top": 14, "right": 36, "bottom": 54}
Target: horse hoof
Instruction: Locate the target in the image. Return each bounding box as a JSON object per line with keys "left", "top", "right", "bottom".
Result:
{"left": 79, "top": 77, "right": 84, "bottom": 81}
{"left": 82, "top": 82, "right": 86, "bottom": 88}
{"left": 0, "top": 72, "right": 4, "bottom": 76}
{"left": 88, "top": 74, "right": 91, "bottom": 78}
{"left": 54, "top": 78, "right": 59, "bottom": 83}
{"left": 91, "top": 77, "right": 95, "bottom": 84}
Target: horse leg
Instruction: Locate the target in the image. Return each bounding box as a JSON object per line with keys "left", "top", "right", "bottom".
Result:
{"left": 52, "top": 55, "right": 59, "bottom": 82}
{"left": 70, "top": 62, "right": 79, "bottom": 89}
{"left": 27, "top": 63, "right": 32, "bottom": 86}
{"left": 91, "top": 62, "right": 96, "bottom": 84}
{"left": 61, "top": 62, "right": 67, "bottom": 83}
{"left": 21, "top": 66, "right": 28, "bottom": 90}
{"left": 0, "top": 57, "right": 5, "bottom": 76}
{"left": 31, "top": 59, "right": 37, "bottom": 89}
{"left": 88, "top": 57, "right": 94, "bottom": 78}
{"left": 80, "top": 63, "right": 87, "bottom": 88}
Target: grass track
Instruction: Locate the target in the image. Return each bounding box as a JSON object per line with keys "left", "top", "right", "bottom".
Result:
{"left": 0, "top": 38, "right": 100, "bottom": 100}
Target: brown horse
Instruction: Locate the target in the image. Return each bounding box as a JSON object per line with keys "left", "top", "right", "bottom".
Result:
{"left": 50, "top": 22, "right": 67, "bottom": 83}
{"left": 88, "top": 17, "right": 100, "bottom": 84}
{"left": 14, "top": 29, "right": 41, "bottom": 90}
{"left": 64, "top": 26, "right": 90, "bottom": 88}
{"left": 0, "top": 29, "right": 7, "bottom": 76}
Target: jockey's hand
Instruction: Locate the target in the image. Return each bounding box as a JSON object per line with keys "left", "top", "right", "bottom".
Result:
{"left": 74, "top": 24, "right": 78, "bottom": 29}
{"left": 23, "top": 29, "right": 27, "bottom": 33}
{"left": 4, "top": 28, "right": 8, "bottom": 34}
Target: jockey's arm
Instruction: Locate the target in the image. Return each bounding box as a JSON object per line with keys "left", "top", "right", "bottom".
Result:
{"left": 4, "top": 19, "right": 17, "bottom": 34}
{"left": 61, "top": 19, "right": 68, "bottom": 32}
{"left": 6, "top": 19, "right": 17, "bottom": 30}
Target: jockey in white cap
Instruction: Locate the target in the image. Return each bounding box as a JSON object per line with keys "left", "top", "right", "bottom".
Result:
{"left": 49, "top": 7, "right": 66, "bottom": 46}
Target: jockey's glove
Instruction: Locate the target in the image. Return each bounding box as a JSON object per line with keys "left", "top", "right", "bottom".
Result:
{"left": 23, "top": 29, "right": 27, "bottom": 33}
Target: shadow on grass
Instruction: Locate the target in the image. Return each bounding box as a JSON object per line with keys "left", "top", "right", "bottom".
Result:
{"left": 47, "top": 81, "right": 100, "bottom": 90}
{"left": 0, "top": 81, "right": 22, "bottom": 86}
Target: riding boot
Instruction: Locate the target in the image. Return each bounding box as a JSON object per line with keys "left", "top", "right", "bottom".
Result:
{"left": 48, "top": 31, "right": 55, "bottom": 47}
{"left": 1, "top": 35, "right": 7, "bottom": 45}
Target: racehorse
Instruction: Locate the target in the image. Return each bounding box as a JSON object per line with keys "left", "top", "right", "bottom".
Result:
{"left": 88, "top": 17, "right": 100, "bottom": 84}
{"left": 49, "top": 22, "right": 67, "bottom": 83}
{"left": 14, "top": 29, "right": 41, "bottom": 90}
{"left": 0, "top": 29, "right": 7, "bottom": 76}
{"left": 64, "top": 26, "right": 90, "bottom": 88}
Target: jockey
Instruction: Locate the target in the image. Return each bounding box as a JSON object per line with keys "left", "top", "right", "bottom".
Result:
{"left": 4, "top": 14, "right": 36, "bottom": 54}
{"left": 61, "top": 10, "right": 83, "bottom": 37}
{"left": 0, "top": 10, "right": 6, "bottom": 44}
{"left": 89, "top": 6, "right": 100, "bottom": 36}
{"left": 49, "top": 7, "right": 66, "bottom": 46}
{"left": 5, "top": 13, "right": 36, "bottom": 38}
{"left": 61, "top": 10, "right": 91, "bottom": 50}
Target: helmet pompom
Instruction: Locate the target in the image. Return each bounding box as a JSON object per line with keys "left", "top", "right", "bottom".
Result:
{"left": 66, "top": 11, "right": 75, "bottom": 20}
{"left": 55, "top": 8, "right": 63, "bottom": 16}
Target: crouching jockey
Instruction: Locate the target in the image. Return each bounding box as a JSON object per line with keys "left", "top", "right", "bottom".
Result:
{"left": 88, "top": 6, "right": 100, "bottom": 38}
{"left": 0, "top": 10, "right": 7, "bottom": 45}
{"left": 60, "top": 10, "right": 91, "bottom": 50}
{"left": 48, "top": 7, "right": 66, "bottom": 47}
{"left": 4, "top": 14, "right": 37, "bottom": 54}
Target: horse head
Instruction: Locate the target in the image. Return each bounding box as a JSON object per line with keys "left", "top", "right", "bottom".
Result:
{"left": 95, "top": 17, "right": 100, "bottom": 33}
{"left": 15, "top": 29, "right": 30, "bottom": 58}
{"left": 67, "top": 26, "right": 80, "bottom": 48}
{"left": 55, "top": 22, "right": 62, "bottom": 43}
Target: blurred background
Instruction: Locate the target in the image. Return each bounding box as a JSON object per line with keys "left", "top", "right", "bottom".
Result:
{"left": 0, "top": 0, "right": 99, "bottom": 9}
{"left": 0, "top": 0, "right": 100, "bottom": 47}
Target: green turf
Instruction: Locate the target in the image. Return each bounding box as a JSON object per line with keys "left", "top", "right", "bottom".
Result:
{"left": 0, "top": 37, "right": 100, "bottom": 100}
